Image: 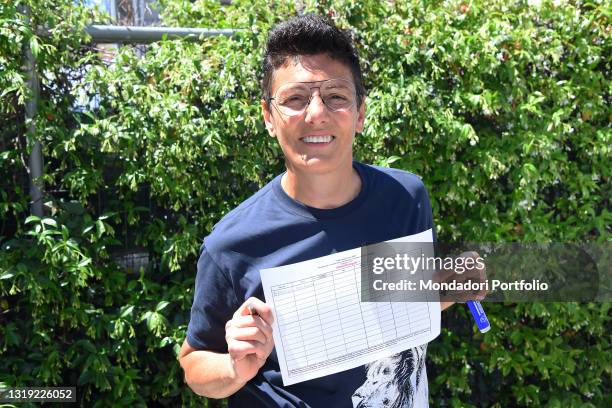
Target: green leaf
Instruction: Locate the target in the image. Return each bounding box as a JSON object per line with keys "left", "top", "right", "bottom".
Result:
{"left": 120, "top": 305, "right": 135, "bottom": 318}
{"left": 155, "top": 301, "right": 170, "bottom": 312}
{"left": 25, "top": 215, "right": 40, "bottom": 224}
{"left": 77, "top": 258, "right": 92, "bottom": 268}
{"left": 41, "top": 218, "right": 58, "bottom": 227}
{"left": 77, "top": 369, "right": 94, "bottom": 386}
{"left": 96, "top": 220, "right": 106, "bottom": 237}
{"left": 140, "top": 311, "right": 152, "bottom": 323}
{"left": 145, "top": 312, "right": 167, "bottom": 336}
{"left": 0, "top": 271, "right": 15, "bottom": 280}
{"left": 29, "top": 36, "right": 40, "bottom": 58}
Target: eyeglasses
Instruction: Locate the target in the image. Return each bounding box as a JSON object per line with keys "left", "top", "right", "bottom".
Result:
{"left": 268, "top": 78, "right": 357, "bottom": 117}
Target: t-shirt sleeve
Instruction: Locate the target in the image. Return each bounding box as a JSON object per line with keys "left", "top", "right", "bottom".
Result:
{"left": 419, "top": 183, "right": 436, "bottom": 242}
{"left": 186, "top": 243, "right": 239, "bottom": 352}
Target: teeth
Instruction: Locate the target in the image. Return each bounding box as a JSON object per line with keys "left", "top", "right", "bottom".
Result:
{"left": 302, "top": 135, "right": 334, "bottom": 143}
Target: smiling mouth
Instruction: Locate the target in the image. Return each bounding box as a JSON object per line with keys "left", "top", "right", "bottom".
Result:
{"left": 300, "top": 135, "right": 335, "bottom": 143}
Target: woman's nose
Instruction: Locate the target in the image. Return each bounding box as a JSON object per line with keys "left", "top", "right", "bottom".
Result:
{"left": 304, "top": 92, "right": 329, "bottom": 122}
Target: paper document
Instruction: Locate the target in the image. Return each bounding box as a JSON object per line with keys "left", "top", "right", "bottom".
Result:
{"left": 260, "top": 229, "right": 440, "bottom": 386}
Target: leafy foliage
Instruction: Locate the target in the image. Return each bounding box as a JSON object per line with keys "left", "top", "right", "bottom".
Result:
{"left": 0, "top": 0, "right": 610, "bottom": 406}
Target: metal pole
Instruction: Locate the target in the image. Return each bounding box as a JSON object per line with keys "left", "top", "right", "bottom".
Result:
{"left": 22, "top": 21, "right": 239, "bottom": 218}
{"left": 131, "top": 0, "right": 139, "bottom": 25}
{"left": 21, "top": 5, "right": 44, "bottom": 217}
{"left": 109, "top": 0, "right": 117, "bottom": 22}
{"left": 84, "top": 25, "right": 240, "bottom": 43}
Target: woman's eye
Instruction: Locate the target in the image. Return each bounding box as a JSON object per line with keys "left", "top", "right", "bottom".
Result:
{"left": 329, "top": 94, "right": 347, "bottom": 100}
{"left": 283, "top": 96, "right": 306, "bottom": 103}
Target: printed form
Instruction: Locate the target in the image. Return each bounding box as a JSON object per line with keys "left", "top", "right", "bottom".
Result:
{"left": 261, "top": 229, "right": 440, "bottom": 386}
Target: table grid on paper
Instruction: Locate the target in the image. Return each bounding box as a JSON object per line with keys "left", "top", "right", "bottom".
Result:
{"left": 271, "top": 263, "right": 431, "bottom": 377}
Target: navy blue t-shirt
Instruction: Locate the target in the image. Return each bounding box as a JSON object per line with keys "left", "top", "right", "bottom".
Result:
{"left": 187, "top": 162, "right": 434, "bottom": 407}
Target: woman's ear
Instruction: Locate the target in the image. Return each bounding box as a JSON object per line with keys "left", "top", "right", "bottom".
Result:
{"left": 355, "top": 96, "right": 366, "bottom": 133}
{"left": 261, "top": 99, "right": 276, "bottom": 137}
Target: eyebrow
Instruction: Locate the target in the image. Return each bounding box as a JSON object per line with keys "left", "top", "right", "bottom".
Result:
{"left": 271, "top": 79, "right": 355, "bottom": 98}
{"left": 324, "top": 84, "right": 350, "bottom": 90}
{"left": 290, "top": 78, "right": 352, "bottom": 85}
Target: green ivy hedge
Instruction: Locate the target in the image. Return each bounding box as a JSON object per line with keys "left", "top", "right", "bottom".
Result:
{"left": 1, "top": 0, "right": 610, "bottom": 406}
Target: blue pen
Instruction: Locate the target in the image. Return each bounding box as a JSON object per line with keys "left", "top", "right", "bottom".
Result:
{"left": 467, "top": 300, "right": 490, "bottom": 333}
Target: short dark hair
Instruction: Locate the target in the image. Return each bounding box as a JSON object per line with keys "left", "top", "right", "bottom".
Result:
{"left": 261, "top": 14, "right": 365, "bottom": 108}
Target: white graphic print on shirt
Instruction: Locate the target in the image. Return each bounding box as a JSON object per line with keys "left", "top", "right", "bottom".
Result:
{"left": 352, "top": 345, "right": 428, "bottom": 408}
